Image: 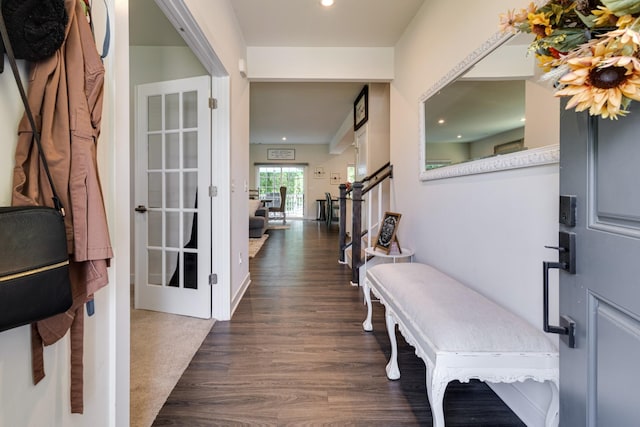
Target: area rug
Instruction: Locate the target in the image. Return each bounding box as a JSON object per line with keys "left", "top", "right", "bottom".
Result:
{"left": 130, "top": 309, "right": 215, "bottom": 427}
{"left": 249, "top": 233, "right": 269, "bottom": 258}
{"left": 267, "top": 224, "right": 290, "bottom": 230}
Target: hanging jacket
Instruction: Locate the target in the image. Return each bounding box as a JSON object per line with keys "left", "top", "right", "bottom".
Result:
{"left": 11, "top": 0, "right": 112, "bottom": 413}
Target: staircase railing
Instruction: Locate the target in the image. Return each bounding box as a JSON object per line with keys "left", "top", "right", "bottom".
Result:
{"left": 339, "top": 162, "right": 392, "bottom": 285}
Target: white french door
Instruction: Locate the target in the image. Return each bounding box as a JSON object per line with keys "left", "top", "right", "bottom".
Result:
{"left": 134, "top": 76, "right": 211, "bottom": 318}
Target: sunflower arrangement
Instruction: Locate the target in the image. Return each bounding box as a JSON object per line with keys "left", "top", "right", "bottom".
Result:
{"left": 500, "top": 0, "right": 640, "bottom": 119}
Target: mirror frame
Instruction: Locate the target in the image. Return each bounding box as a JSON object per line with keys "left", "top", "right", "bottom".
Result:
{"left": 419, "top": 30, "right": 560, "bottom": 181}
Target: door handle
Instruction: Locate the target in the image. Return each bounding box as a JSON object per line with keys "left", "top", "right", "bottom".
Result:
{"left": 545, "top": 231, "right": 576, "bottom": 274}
{"left": 134, "top": 205, "right": 148, "bottom": 213}
{"left": 543, "top": 231, "right": 577, "bottom": 348}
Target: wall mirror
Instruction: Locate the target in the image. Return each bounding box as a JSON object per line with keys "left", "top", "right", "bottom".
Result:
{"left": 419, "top": 32, "right": 560, "bottom": 181}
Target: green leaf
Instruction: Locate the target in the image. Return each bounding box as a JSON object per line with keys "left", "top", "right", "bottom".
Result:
{"left": 575, "top": 10, "right": 598, "bottom": 28}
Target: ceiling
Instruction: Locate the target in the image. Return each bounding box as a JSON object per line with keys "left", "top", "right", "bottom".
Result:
{"left": 130, "top": 0, "right": 426, "bottom": 146}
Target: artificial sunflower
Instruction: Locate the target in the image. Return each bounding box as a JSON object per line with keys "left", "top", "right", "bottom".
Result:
{"left": 528, "top": 11, "right": 554, "bottom": 37}
{"left": 499, "top": 0, "right": 640, "bottom": 118}
{"left": 555, "top": 53, "right": 640, "bottom": 119}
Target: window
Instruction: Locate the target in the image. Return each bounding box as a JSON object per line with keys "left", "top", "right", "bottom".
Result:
{"left": 347, "top": 164, "right": 356, "bottom": 184}
{"left": 256, "top": 166, "right": 305, "bottom": 217}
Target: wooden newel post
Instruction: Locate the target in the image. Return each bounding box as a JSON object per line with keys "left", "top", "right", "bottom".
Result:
{"left": 351, "top": 182, "right": 363, "bottom": 285}
{"left": 338, "top": 184, "right": 347, "bottom": 263}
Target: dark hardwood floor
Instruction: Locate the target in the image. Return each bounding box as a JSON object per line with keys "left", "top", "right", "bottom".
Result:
{"left": 153, "top": 220, "right": 525, "bottom": 426}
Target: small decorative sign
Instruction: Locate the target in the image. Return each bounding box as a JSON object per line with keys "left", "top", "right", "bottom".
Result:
{"left": 267, "top": 148, "right": 295, "bottom": 160}
{"left": 375, "top": 211, "right": 402, "bottom": 254}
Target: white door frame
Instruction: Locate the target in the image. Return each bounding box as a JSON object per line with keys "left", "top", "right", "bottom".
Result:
{"left": 116, "top": 1, "right": 231, "bottom": 425}
{"left": 155, "top": 0, "right": 231, "bottom": 320}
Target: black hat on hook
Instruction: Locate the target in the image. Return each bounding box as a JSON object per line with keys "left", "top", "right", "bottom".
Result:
{"left": 1, "top": 0, "right": 67, "bottom": 63}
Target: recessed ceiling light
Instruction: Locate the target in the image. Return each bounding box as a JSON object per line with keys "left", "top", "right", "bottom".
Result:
{"left": 282, "top": 137, "right": 287, "bottom": 141}
{"left": 438, "top": 119, "right": 445, "bottom": 124}
{"left": 457, "top": 135, "right": 462, "bottom": 139}
{"left": 520, "top": 117, "right": 526, "bottom": 122}
{"left": 321, "top": 0, "right": 334, "bottom": 7}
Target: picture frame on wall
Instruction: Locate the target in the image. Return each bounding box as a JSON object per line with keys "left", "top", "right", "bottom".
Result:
{"left": 375, "top": 211, "right": 402, "bottom": 254}
{"left": 267, "top": 148, "right": 295, "bottom": 160}
{"left": 354, "top": 85, "right": 368, "bottom": 131}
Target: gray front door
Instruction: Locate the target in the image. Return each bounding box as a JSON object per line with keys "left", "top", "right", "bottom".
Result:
{"left": 558, "top": 103, "right": 640, "bottom": 425}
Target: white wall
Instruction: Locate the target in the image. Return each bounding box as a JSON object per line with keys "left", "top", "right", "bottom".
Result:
{"left": 391, "top": 1, "right": 559, "bottom": 425}
{"left": 247, "top": 47, "right": 394, "bottom": 81}
{"left": 250, "top": 144, "right": 355, "bottom": 219}
{"left": 0, "top": 0, "right": 128, "bottom": 425}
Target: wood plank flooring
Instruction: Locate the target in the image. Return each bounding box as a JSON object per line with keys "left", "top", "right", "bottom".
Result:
{"left": 153, "top": 220, "right": 525, "bottom": 426}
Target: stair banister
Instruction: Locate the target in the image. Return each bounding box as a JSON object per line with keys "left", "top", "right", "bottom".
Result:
{"left": 350, "top": 182, "right": 364, "bottom": 285}
{"left": 338, "top": 184, "right": 348, "bottom": 263}
{"left": 339, "top": 163, "right": 393, "bottom": 286}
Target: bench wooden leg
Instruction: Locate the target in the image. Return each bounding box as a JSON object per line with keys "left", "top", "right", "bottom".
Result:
{"left": 385, "top": 310, "right": 400, "bottom": 380}
{"left": 425, "top": 363, "right": 448, "bottom": 427}
{"left": 362, "top": 280, "right": 373, "bottom": 332}
{"left": 546, "top": 380, "right": 559, "bottom": 427}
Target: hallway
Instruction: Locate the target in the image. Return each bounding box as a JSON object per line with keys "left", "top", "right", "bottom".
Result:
{"left": 153, "top": 220, "right": 524, "bottom": 426}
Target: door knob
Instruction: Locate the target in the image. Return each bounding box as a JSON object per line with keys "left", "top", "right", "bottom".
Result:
{"left": 134, "top": 205, "right": 147, "bottom": 213}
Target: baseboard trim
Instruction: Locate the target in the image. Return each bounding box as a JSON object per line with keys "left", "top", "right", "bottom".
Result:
{"left": 231, "top": 272, "right": 252, "bottom": 317}
{"left": 488, "top": 382, "right": 547, "bottom": 427}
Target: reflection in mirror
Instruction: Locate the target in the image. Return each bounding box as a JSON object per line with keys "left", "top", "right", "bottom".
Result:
{"left": 420, "top": 32, "right": 560, "bottom": 181}
{"left": 426, "top": 79, "right": 526, "bottom": 169}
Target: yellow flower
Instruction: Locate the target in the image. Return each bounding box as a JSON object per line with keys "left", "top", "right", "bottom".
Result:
{"left": 528, "top": 12, "right": 553, "bottom": 37}
{"left": 555, "top": 54, "right": 640, "bottom": 119}
{"left": 516, "top": 2, "right": 537, "bottom": 22}
{"left": 616, "top": 14, "right": 635, "bottom": 28}
{"left": 536, "top": 54, "right": 557, "bottom": 72}
{"left": 593, "top": 6, "right": 617, "bottom": 26}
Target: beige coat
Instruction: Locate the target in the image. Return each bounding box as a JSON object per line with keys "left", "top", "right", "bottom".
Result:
{"left": 11, "top": 0, "right": 113, "bottom": 413}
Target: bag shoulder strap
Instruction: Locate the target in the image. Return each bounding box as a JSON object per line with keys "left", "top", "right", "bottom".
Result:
{"left": 0, "top": 8, "right": 65, "bottom": 215}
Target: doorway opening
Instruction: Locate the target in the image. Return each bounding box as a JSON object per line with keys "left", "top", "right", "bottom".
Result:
{"left": 256, "top": 165, "right": 304, "bottom": 218}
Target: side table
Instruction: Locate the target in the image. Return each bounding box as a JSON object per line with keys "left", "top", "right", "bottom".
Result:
{"left": 363, "top": 246, "right": 414, "bottom": 282}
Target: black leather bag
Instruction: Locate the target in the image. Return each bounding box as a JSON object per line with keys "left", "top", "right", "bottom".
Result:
{"left": 0, "top": 207, "right": 72, "bottom": 332}
{"left": 0, "top": 8, "right": 72, "bottom": 332}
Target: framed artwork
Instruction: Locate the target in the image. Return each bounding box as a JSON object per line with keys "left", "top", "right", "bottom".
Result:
{"left": 354, "top": 85, "right": 368, "bottom": 131}
{"left": 375, "top": 211, "right": 402, "bottom": 254}
{"left": 330, "top": 173, "right": 341, "bottom": 185}
{"left": 267, "top": 148, "right": 295, "bottom": 160}
{"left": 493, "top": 139, "right": 525, "bottom": 155}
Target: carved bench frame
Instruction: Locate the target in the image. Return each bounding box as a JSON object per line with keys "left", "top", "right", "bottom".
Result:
{"left": 363, "top": 267, "right": 559, "bottom": 427}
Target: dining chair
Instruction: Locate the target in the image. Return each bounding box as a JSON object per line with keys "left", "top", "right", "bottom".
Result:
{"left": 269, "top": 186, "right": 287, "bottom": 224}
{"left": 325, "top": 192, "right": 339, "bottom": 227}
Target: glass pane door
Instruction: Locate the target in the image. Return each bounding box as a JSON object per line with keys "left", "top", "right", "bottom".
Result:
{"left": 257, "top": 166, "right": 304, "bottom": 217}
{"left": 135, "top": 76, "right": 211, "bottom": 319}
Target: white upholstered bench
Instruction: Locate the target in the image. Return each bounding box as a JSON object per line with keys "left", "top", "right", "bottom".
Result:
{"left": 363, "top": 263, "right": 559, "bottom": 427}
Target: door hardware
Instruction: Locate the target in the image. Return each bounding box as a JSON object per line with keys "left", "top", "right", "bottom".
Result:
{"left": 543, "top": 231, "right": 577, "bottom": 348}
{"left": 544, "top": 231, "right": 575, "bottom": 274}
{"left": 134, "top": 205, "right": 147, "bottom": 213}
{"left": 559, "top": 195, "right": 577, "bottom": 227}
